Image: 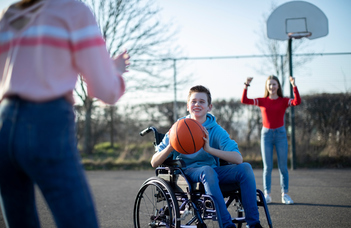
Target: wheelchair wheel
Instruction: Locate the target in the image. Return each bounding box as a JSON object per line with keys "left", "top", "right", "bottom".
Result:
{"left": 134, "top": 177, "right": 180, "bottom": 228}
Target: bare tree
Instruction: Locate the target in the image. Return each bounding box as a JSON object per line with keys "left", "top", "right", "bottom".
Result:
{"left": 211, "top": 99, "right": 244, "bottom": 139}
{"left": 244, "top": 106, "right": 261, "bottom": 146}
{"left": 76, "top": 0, "right": 180, "bottom": 154}
{"left": 84, "top": 0, "right": 180, "bottom": 90}
{"left": 255, "top": 2, "right": 314, "bottom": 91}
{"left": 294, "top": 93, "right": 351, "bottom": 159}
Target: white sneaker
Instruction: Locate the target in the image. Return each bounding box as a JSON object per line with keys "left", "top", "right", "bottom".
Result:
{"left": 282, "top": 194, "right": 294, "bottom": 205}
{"left": 264, "top": 194, "right": 272, "bottom": 204}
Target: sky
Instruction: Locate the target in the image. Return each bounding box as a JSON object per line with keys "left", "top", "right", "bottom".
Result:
{"left": 149, "top": 0, "right": 351, "bottom": 105}
{"left": 1, "top": 0, "right": 350, "bottom": 106}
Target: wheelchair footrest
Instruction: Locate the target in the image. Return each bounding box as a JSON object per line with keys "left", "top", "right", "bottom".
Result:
{"left": 232, "top": 217, "right": 246, "bottom": 223}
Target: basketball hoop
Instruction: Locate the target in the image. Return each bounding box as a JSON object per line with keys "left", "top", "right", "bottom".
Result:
{"left": 288, "top": 32, "right": 312, "bottom": 39}
{"left": 267, "top": 1, "right": 328, "bottom": 41}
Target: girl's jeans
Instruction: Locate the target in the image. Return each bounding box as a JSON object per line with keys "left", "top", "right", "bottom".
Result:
{"left": 261, "top": 126, "right": 289, "bottom": 194}
{"left": 0, "top": 97, "right": 99, "bottom": 228}
{"left": 184, "top": 163, "right": 259, "bottom": 227}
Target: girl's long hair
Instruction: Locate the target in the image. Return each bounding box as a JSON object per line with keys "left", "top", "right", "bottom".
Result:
{"left": 264, "top": 75, "right": 283, "bottom": 98}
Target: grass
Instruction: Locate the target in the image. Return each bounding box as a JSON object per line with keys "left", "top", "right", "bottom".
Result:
{"left": 81, "top": 142, "right": 155, "bottom": 170}
{"left": 80, "top": 141, "right": 351, "bottom": 170}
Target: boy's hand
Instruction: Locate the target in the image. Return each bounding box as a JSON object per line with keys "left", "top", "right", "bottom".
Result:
{"left": 202, "top": 128, "right": 211, "bottom": 152}
{"left": 202, "top": 128, "right": 243, "bottom": 164}
{"left": 166, "top": 143, "right": 174, "bottom": 151}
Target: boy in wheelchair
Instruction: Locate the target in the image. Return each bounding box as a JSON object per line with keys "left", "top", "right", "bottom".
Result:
{"left": 151, "top": 85, "right": 263, "bottom": 228}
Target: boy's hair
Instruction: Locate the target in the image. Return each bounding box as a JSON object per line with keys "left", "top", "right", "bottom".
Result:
{"left": 188, "top": 85, "right": 212, "bottom": 105}
{"left": 264, "top": 75, "right": 283, "bottom": 98}
{"left": 16, "top": 0, "right": 41, "bottom": 8}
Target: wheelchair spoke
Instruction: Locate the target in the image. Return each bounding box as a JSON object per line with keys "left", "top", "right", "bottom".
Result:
{"left": 134, "top": 180, "right": 179, "bottom": 228}
{"left": 176, "top": 196, "right": 221, "bottom": 228}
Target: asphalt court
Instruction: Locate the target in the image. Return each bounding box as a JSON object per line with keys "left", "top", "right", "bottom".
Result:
{"left": 1, "top": 169, "right": 351, "bottom": 227}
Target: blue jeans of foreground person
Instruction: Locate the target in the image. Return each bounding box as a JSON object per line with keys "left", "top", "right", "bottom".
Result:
{"left": 0, "top": 97, "right": 99, "bottom": 228}
{"left": 261, "top": 126, "right": 289, "bottom": 194}
{"left": 183, "top": 163, "right": 259, "bottom": 228}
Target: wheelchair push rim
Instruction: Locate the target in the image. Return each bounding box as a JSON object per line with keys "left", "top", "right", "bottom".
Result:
{"left": 133, "top": 177, "right": 180, "bottom": 228}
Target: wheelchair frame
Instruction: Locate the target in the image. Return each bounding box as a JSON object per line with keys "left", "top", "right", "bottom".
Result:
{"left": 133, "top": 127, "right": 273, "bottom": 228}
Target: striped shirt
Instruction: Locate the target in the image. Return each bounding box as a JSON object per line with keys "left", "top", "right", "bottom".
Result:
{"left": 0, "top": 0, "right": 125, "bottom": 104}
{"left": 241, "top": 87, "right": 301, "bottom": 129}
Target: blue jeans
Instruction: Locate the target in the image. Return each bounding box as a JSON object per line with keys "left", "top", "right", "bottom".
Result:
{"left": 0, "top": 97, "right": 99, "bottom": 228}
{"left": 261, "top": 126, "right": 289, "bottom": 194}
{"left": 183, "top": 163, "right": 259, "bottom": 227}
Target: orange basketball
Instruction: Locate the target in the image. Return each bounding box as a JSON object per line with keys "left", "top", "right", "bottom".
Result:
{"left": 169, "top": 118, "right": 205, "bottom": 154}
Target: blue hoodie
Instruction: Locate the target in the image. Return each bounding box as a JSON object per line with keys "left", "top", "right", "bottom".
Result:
{"left": 157, "top": 113, "right": 240, "bottom": 169}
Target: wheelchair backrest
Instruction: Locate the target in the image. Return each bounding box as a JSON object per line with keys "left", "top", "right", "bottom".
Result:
{"left": 155, "top": 131, "right": 165, "bottom": 145}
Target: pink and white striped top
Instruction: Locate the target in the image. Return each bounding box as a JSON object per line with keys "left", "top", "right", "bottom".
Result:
{"left": 0, "top": 0, "right": 125, "bottom": 104}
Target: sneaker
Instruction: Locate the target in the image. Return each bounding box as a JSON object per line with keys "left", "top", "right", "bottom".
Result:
{"left": 264, "top": 194, "right": 272, "bottom": 204}
{"left": 225, "top": 223, "right": 237, "bottom": 228}
{"left": 247, "top": 223, "right": 263, "bottom": 228}
{"left": 282, "top": 194, "right": 294, "bottom": 205}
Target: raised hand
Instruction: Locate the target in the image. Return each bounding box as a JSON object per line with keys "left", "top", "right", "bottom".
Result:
{"left": 113, "top": 50, "right": 130, "bottom": 74}
{"left": 245, "top": 77, "right": 253, "bottom": 86}
{"left": 289, "top": 76, "right": 296, "bottom": 87}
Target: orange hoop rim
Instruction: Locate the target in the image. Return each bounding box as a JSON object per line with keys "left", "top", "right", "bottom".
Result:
{"left": 288, "top": 32, "right": 312, "bottom": 39}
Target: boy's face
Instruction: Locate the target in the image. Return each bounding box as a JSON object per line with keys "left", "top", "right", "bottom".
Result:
{"left": 187, "top": 92, "right": 212, "bottom": 119}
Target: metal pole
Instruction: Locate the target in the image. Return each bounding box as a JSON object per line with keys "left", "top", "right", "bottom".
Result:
{"left": 280, "top": 55, "right": 284, "bottom": 94}
{"left": 173, "top": 59, "right": 178, "bottom": 123}
{"left": 288, "top": 38, "right": 296, "bottom": 170}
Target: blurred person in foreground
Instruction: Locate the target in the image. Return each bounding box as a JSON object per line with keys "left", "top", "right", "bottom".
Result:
{"left": 0, "top": 0, "right": 129, "bottom": 227}
{"left": 241, "top": 76, "right": 301, "bottom": 205}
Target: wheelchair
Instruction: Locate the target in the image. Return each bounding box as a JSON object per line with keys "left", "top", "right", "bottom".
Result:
{"left": 133, "top": 127, "right": 273, "bottom": 228}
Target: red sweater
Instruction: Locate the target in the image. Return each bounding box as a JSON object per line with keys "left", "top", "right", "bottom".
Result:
{"left": 241, "top": 87, "right": 301, "bottom": 129}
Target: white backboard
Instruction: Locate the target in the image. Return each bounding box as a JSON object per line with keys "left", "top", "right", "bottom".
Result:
{"left": 267, "top": 1, "right": 328, "bottom": 40}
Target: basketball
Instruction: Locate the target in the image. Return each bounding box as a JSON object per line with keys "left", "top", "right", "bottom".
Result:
{"left": 169, "top": 118, "right": 205, "bottom": 154}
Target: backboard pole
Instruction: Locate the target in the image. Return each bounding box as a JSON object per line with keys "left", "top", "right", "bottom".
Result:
{"left": 288, "top": 38, "right": 297, "bottom": 170}
{"left": 280, "top": 55, "right": 285, "bottom": 94}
